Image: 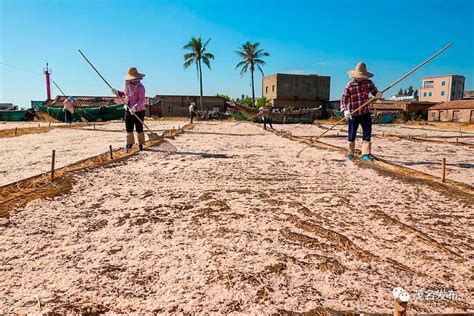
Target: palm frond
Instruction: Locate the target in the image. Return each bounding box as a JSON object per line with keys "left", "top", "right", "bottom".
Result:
{"left": 202, "top": 57, "right": 212, "bottom": 70}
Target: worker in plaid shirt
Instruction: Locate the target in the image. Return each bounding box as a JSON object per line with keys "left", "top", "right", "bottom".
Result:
{"left": 340, "top": 62, "right": 383, "bottom": 161}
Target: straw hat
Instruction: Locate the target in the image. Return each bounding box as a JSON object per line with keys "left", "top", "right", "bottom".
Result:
{"left": 347, "top": 62, "right": 374, "bottom": 79}
{"left": 124, "top": 67, "right": 145, "bottom": 81}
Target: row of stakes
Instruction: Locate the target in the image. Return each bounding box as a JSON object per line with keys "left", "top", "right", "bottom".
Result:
{"left": 49, "top": 126, "right": 184, "bottom": 181}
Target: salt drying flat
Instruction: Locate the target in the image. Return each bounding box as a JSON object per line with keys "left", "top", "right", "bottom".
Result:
{"left": 280, "top": 123, "right": 474, "bottom": 186}
{"left": 0, "top": 120, "right": 187, "bottom": 186}
{"left": 1, "top": 121, "right": 472, "bottom": 314}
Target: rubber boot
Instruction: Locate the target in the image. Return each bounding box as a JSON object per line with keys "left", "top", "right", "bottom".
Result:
{"left": 361, "top": 141, "right": 373, "bottom": 161}
{"left": 126, "top": 132, "right": 135, "bottom": 152}
{"left": 348, "top": 141, "right": 356, "bottom": 160}
{"left": 137, "top": 132, "right": 145, "bottom": 151}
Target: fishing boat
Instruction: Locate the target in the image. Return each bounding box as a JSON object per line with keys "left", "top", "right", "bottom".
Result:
{"left": 227, "top": 101, "right": 321, "bottom": 124}
{"left": 331, "top": 110, "right": 395, "bottom": 124}
{"left": 37, "top": 103, "right": 125, "bottom": 122}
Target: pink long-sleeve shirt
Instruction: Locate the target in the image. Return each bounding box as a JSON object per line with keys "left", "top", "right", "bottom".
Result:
{"left": 117, "top": 83, "right": 146, "bottom": 112}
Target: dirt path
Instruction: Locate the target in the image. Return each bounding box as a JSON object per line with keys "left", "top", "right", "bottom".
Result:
{"left": 0, "top": 122, "right": 472, "bottom": 314}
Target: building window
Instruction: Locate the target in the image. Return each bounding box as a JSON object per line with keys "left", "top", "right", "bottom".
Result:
{"left": 470, "top": 110, "right": 474, "bottom": 123}
{"left": 441, "top": 81, "right": 446, "bottom": 86}
{"left": 429, "top": 92, "right": 432, "bottom": 97}
{"left": 441, "top": 91, "right": 445, "bottom": 96}
{"left": 423, "top": 81, "right": 434, "bottom": 88}
{"left": 423, "top": 92, "right": 427, "bottom": 97}
{"left": 283, "top": 83, "right": 292, "bottom": 93}
{"left": 272, "top": 85, "right": 275, "bottom": 92}
{"left": 265, "top": 87, "right": 268, "bottom": 94}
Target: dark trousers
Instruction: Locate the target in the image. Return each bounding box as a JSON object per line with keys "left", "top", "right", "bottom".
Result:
{"left": 125, "top": 110, "right": 145, "bottom": 133}
{"left": 263, "top": 116, "right": 273, "bottom": 129}
{"left": 190, "top": 111, "right": 195, "bottom": 123}
{"left": 64, "top": 109, "right": 73, "bottom": 123}
{"left": 348, "top": 112, "right": 372, "bottom": 142}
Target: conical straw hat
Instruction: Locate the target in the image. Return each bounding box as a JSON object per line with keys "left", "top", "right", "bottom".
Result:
{"left": 347, "top": 62, "right": 374, "bottom": 79}
{"left": 124, "top": 67, "right": 145, "bottom": 81}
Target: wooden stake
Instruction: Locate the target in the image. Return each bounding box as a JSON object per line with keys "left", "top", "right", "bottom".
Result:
{"left": 38, "top": 123, "right": 40, "bottom": 128}
{"left": 51, "top": 150, "right": 56, "bottom": 181}
{"left": 393, "top": 298, "right": 408, "bottom": 316}
{"left": 109, "top": 145, "right": 113, "bottom": 159}
{"left": 93, "top": 124, "right": 96, "bottom": 130}
{"left": 49, "top": 122, "right": 51, "bottom": 127}
{"left": 442, "top": 158, "right": 446, "bottom": 182}
{"left": 15, "top": 127, "right": 17, "bottom": 136}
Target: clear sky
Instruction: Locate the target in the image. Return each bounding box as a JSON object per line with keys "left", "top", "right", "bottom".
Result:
{"left": 1, "top": 0, "right": 473, "bottom": 108}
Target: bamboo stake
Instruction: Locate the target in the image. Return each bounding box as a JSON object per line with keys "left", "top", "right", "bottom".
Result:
{"left": 296, "top": 43, "right": 453, "bottom": 158}
{"left": 15, "top": 127, "right": 17, "bottom": 136}
{"left": 109, "top": 145, "right": 113, "bottom": 159}
{"left": 51, "top": 150, "right": 56, "bottom": 181}
{"left": 442, "top": 158, "right": 446, "bottom": 182}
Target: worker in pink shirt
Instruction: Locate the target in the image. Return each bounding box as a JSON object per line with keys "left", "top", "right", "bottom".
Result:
{"left": 112, "top": 67, "right": 146, "bottom": 151}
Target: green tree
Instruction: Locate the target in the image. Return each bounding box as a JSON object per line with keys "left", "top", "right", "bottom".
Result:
{"left": 216, "top": 93, "right": 231, "bottom": 101}
{"left": 256, "top": 96, "right": 271, "bottom": 108}
{"left": 235, "top": 42, "right": 270, "bottom": 107}
{"left": 183, "top": 37, "right": 214, "bottom": 111}
{"left": 398, "top": 88, "right": 403, "bottom": 96}
{"left": 407, "top": 85, "right": 414, "bottom": 96}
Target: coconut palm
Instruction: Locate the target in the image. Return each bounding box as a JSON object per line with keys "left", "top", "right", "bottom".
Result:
{"left": 183, "top": 37, "right": 214, "bottom": 111}
{"left": 235, "top": 42, "right": 270, "bottom": 107}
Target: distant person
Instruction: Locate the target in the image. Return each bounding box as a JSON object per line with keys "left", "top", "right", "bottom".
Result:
{"left": 341, "top": 62, "right": 383, "bottom": 161}
{"left": 62, "top": 96, "right": 75, "bottom": 124}
{"left": 189, "top": 102, "right": 196, "bottom": 123}
{"left": 258, "top": 106, "right": 273, "bottom": 130}
{"left": 112, "top": 67, "right": 146, "bottom": 152}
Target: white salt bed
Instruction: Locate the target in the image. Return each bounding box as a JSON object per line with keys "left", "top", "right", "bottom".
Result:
{"left": 279, "top": 123, "right": 474, "bottom": 186}
{"left": 0, "top": 120, "right": 186, "bottom": 186}
{"left": 0, "top": 121, "right": 67, "bottom": 130}
{"left": 1, "top": 122, "right": 472, "bottom": 314}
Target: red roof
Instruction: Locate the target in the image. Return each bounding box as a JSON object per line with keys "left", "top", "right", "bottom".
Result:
{"left": 45, "top": 96, "right": 120, "bottom": 108}
{"left": 428, "top": 100, "right": 474, "bottom": 110}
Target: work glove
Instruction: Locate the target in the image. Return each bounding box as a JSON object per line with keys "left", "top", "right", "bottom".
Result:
{"left": 375, "top": 91, "right": 383, "bottom": 99}
{"left": 344, "top": 110, "right": 353, "bottom": 121}
{"left": 130, "top": 106, "right": 137, "bottom": 115}
{"left": 111, "top": 88, "right": 119, "bottom": 96}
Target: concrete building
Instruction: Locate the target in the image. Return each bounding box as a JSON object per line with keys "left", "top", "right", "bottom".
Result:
{"left": 155, "top": 95, "right": 226, "bottom": 117}
{"left": 262, "top": 73, "right": 330, "bottom": 108}
{"left": 419, "top": 75, "right": 465, "bottom": 102}
{"left": 372, "top": 100, "right": 436, "bottom": 120}
{"left": 428, "top": 100, "right": 474, "bottom": 123}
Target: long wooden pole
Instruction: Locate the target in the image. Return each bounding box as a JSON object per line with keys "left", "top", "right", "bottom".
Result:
{"left": 78, "top": 49, "right": 158, "bottom": 138}
{"left": 296, "top": 43, "right": 453, "bottom": 158}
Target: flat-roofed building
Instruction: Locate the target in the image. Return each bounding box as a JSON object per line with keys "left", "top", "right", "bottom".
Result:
{"left": 262, "top": 73, "right": 330, "bottom": 108}
{"left": 419, "top": 75, "right": 465, "bottom": 102}
{"left": 428, "top": 100, "right": 474, "bottom": 123}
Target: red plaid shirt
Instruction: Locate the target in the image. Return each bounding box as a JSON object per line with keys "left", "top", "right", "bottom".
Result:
{"left": 340, "top": 79, "right": 378, "bottom": 116}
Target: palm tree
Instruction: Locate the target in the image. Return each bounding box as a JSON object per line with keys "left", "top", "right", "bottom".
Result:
{"left": 235, "top": 42, "right": 270, "bottom": 107}
{"left": 183, "top": 37, "right": 214, "bottom": 111}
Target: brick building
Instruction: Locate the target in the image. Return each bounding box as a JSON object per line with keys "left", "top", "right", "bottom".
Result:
{"left": 155, "top": 95, "right": 226, "bottom": 117}
{"left": 262, "top": 73, "right": 330, "bottom": 108}
{"left": 428, "top": 100, "right": 474, "bottom": 123}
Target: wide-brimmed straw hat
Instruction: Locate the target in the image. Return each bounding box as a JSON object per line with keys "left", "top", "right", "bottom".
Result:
{"left": 124, "top": 67, "right": 145, "bottom": 81}
{"left": 347, "top": 62, "right": 374, "bottom": 79}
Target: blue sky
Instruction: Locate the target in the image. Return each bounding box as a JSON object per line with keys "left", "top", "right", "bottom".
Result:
{"left": 1, "top": 0, "right": 473, "bottom": 108}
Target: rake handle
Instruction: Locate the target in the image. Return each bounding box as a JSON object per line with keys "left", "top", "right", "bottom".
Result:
{"left": 78, "top": 49, "right": 156, "bottom": 135}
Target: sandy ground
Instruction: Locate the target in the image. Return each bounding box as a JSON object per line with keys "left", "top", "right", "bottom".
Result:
{"left": 1, "top": 122, "right": 472, "bottom": 314}
{"left": 0, "top": 120, "right": 186, "bottom": 187}
{"left": 278, "top": 123, "right": 474, "bottom": 186}
{"left": 80, "top": 120, "right": 187, "bottom": 132}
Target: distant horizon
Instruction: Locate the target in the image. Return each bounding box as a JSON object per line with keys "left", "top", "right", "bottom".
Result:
{"left": 1, "top": 0, "right": 473, "bottom": 108}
